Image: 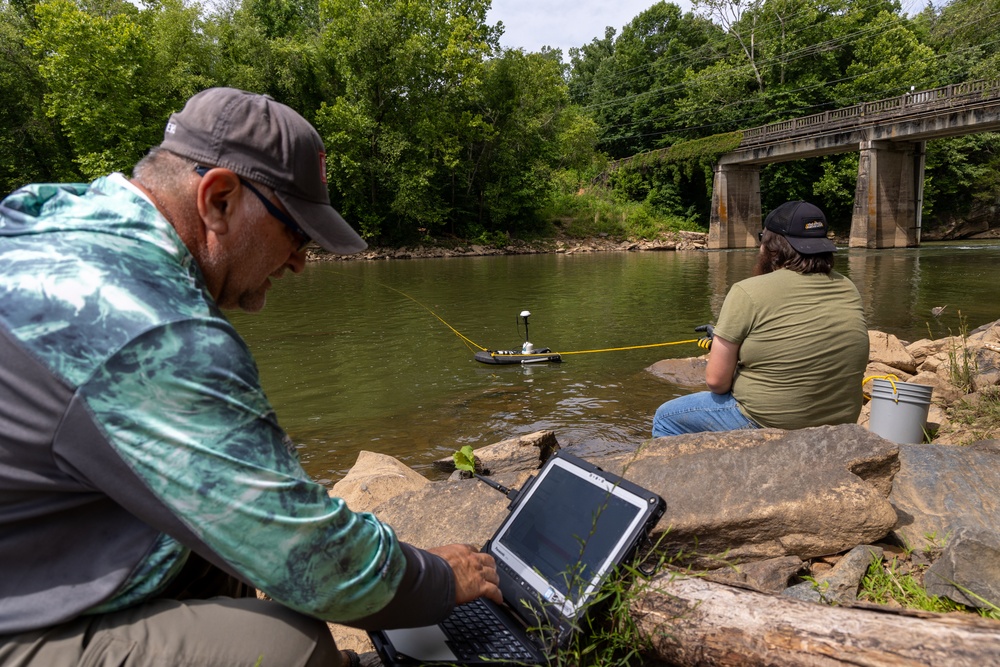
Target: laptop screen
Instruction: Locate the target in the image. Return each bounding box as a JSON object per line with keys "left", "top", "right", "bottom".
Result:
{"left": 491, "top": 457, "right": 650, "bottom": 617}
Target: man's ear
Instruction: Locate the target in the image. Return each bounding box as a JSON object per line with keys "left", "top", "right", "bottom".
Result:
{"left": 196, "top": 168, "right": 242, "bottom": 236}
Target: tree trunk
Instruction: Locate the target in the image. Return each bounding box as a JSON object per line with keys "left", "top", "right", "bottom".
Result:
{"left": 633, "top": 573, "right": 1000, "bottom": 666}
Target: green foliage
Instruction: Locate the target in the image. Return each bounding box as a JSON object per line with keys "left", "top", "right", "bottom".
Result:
{"left": 543, "top": 172, "right": 705, "bottom": 241}
{"left": 812, "top": 154, "right": 860, "bottom": 228}
{"left": 453, "top": 445, "right": 476, "bottom": 473}
{"left": 3, "top": 0, "right": 1000, "bottom": 240}
{"left": 0, "top": 0, "right": 79, "bottom": 193}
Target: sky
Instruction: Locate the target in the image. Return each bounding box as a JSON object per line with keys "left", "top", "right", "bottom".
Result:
{"left": 485, "top": 0, "right": 695, "bottom": 58}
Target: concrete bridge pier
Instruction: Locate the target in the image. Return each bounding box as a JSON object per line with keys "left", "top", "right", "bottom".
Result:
{"left": 708, "top": 164, "right": 761, "bottom": 250}
{"left": 850, "top": 140, "right": 926, "bottom": 248}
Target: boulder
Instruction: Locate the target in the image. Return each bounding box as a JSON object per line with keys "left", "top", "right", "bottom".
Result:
{"left": 864, "top": 361, "right": 913, "bottom": 382}
{"left": 906, "top": 338, "right": 942, "bottom": 367}
{"left": 330, "top": 451, "right": 429, "bottom": 514}
{"left": 889, "top": 441, "right": 1000, "bottom": 552}
{"left": 587, "top": 425, "right": 900, "bottom": 568}
{"left": 925, "top": 527, "right": 1000, "bottom": 609}
{"left": 644, "top": 357, "right": 708, "bottom": 387}
{"left": 869, "top": 330, "right": 918, "bottom": 374}
{"left": 368, "top": 473, "right": 531, "bottom": 549}
{"left": 433, "top": 430, "right": 559, "bottom": 476}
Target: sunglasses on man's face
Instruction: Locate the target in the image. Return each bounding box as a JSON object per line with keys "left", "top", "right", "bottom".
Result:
{"left": 194, "top": 166, "right": 311, "bottom": 251}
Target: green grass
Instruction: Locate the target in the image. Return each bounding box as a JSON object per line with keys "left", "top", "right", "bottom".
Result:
{"left": 858, "top": 557, "right": 1000, "bottom": 620}
{"left": 946, "top": 311, "right": 979, "bottom": 393}
{"left": 549, "top": 550, "right": 678, "bottom": 667}
{"left": 948, "top": 385, "right": 1000, "bottom": 444}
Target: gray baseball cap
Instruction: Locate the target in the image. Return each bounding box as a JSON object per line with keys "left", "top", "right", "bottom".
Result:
{"left": 160, "top": 87, "right": 367, "bottom": 255}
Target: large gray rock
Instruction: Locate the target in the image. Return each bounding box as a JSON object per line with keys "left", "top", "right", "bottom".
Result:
{"left": 888, "top": 441, "right": 1000, "bottom": 551}
{"left": 925, "top": 527, "right": 1000, "bottom": 609}
{"left": 589, "top": 424, "right": 899, "bottom": 568}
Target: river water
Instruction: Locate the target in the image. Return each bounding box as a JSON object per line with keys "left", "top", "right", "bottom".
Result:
{"left": 227, "top": 242, "right": 1000, "bottom": 483}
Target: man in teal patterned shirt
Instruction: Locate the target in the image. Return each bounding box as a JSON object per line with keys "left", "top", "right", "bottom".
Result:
{"left": 0, "top": 88, "right": 500, "bottom": 666}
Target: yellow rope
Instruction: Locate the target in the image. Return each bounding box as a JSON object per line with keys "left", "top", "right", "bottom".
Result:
{"left": 862, "top": 374, "right": 901, "bottom": 402}
{"left": 377, "top": 282, "right": 487, "bottom": 353}
{"left": 376, "top": 280, "right": 703, "bottom": 358}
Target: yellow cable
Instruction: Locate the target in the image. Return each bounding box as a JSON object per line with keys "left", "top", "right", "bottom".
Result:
{"left": 375, "top": 280, "right": 704, "bottom": 358}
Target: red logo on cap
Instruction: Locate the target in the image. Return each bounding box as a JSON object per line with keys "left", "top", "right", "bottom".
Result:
{"left": 319, "top": 152, "right": 328, "bottom": 184}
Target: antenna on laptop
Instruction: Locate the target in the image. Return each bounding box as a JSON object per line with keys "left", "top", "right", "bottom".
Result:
{"left": 473, "top": 473, "right": 520, "bottom": 504}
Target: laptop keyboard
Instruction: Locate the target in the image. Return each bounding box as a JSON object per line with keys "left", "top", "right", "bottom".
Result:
{"left": 440, "top": 598, "right": 537, "bottom": 662}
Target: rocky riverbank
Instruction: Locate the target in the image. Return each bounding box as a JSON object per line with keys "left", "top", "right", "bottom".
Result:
{"left": 328, "top": 319, "right": 1000, "bottom": 665}
{"left": 306, "top": 230, "right": 709, "bottom": 261}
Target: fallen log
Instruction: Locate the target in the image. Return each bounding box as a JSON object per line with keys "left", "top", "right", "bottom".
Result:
{"left": 633, "top": 573, "right": 1000, "bottom": 666}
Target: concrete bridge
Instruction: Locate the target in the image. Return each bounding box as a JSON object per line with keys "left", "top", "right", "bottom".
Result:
{"left": 708, "top": 79, "right": 1000, "bottom": 249}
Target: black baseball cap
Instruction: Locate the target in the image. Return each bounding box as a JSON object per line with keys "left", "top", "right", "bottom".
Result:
{"left": 160, "top": 87, "right": 367, "bottom": 255}
{"left": 763, "top": 201, "right": 837, "bottom": 254}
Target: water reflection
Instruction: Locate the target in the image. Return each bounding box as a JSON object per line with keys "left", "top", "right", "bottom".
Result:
{"left": 229, "top": 242, "right": 1000, "bottom": 481}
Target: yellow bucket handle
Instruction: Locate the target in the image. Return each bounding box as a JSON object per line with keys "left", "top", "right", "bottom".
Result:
{"left": 862, "top": 374, "right": 900, "bottom": 403}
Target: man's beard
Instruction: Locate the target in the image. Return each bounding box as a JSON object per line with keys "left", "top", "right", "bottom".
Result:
{"left": 753, "top": 249, "right": 774, "bottom": 276}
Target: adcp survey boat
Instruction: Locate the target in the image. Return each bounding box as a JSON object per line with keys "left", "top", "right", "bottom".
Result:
{"left": 474, "top": 310, "right": 562, "bottom": 365}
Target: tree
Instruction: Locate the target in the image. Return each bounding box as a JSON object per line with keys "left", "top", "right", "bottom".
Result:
{"left": 315, "top": 0, "right": 501, "bottom": 243}
{"left": 832, "top": 9, "right": 936, "bottom": 105}
{"left": 0, "top": 0, "right": 78, "bottom": 192}
{"left": 207, "top": 0, "right": 333, "bottom": 114}
{"left": 568, "top": 2, "right": 720, "bottom": 158}
{"left": 28, "top": 0, "right": 211, "bottom": 177}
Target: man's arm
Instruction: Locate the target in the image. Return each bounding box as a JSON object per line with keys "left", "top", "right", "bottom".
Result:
{"left": 705, "top": 335, "right": 740, "bottom": 394}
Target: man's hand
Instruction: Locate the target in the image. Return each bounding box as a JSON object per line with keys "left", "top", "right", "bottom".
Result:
{"left": 428, "top": 543, "right": 502, "bottom": 605}
{"left": 695, "top": 324, "right": 715, "bottom": 350}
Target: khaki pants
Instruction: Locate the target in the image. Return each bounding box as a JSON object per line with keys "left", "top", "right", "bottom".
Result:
{"left": 0, "top": 555, "right": 341, "bottom": 667}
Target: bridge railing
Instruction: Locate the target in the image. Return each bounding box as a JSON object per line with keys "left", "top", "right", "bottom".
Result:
{"left": 739, "top": 78, "right": 1000, "bottom": 148}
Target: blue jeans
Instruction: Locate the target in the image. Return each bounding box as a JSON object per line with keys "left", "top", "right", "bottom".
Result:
{"left": 652, "top": 391, "right": 760, "bottom": 437}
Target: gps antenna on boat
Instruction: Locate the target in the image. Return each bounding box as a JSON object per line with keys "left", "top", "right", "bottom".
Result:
{"left": 520, "top": 310, "right": 533, "bottom": 354}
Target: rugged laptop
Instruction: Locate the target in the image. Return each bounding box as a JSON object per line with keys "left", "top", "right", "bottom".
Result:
{"left": 369, "top": 450, "right": 665, "bottom": 666}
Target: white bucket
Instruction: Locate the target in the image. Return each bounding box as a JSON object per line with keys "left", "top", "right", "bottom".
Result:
{"left": 868, "top": 379, "right": 934, "bottom": 444}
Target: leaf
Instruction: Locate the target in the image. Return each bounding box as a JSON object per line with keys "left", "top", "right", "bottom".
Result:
{"left": 453, "top": 445, "right": 476, "bottom": 472}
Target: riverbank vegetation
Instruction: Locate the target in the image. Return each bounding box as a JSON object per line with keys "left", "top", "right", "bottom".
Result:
{"left": 3, "top": 0, "right": 1000, "bottom": 246}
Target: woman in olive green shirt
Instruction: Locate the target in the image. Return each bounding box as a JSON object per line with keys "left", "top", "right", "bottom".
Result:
{"left": 652, "top": 201, "right": 869, "bottom": 437}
